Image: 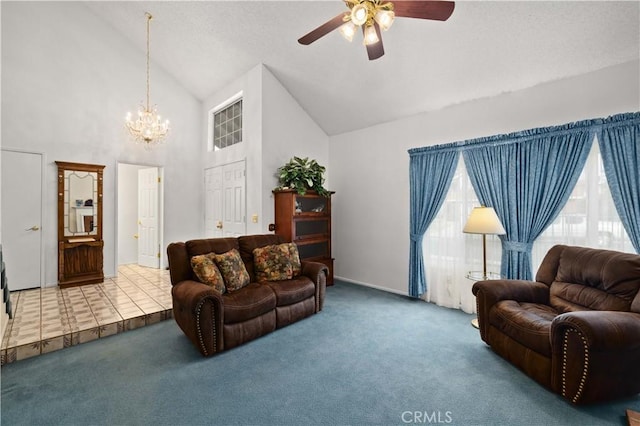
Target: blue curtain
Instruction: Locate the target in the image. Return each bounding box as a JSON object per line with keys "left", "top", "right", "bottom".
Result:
{"left": 598, "top": 113, "right": 640, "bottom": 253}
{"left": 462, "top": 127, "right": 594, "bottom": 280}
{"left": 408, "top": 112, "right": 637, "bottom": 291}
{"left": 408, "top": 147, "right": 459, "bottom": 297}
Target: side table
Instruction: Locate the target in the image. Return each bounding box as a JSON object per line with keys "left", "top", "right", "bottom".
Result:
{"left": 466, "top": 271, "right": 501, "bottom": 329}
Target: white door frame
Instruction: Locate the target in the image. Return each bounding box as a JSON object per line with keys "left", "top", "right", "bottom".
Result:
{"left": 115, "top": 162, "right": 164, "bottom": 271}
{"left": 1, "top": 148, "right": 46, "bottom": 289}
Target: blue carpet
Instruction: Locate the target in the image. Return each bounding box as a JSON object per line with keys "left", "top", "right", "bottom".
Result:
{"left": 1, "top": 281, "right": 638, "bottom": 425}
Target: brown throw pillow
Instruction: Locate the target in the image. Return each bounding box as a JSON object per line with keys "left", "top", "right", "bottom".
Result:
{"left": 253, "top": 244, "right": 293, "bottom": 282}
{"left": 191, "top": 253, "right": 226, "bottom": 293}
{"left": 213, "top": 249, "right": 250, "bottom": 291}
{"left": 280, "top": 242, "right": 302, "bottom": 277}
{"left": 190, "top": 253, "right": 226, "bottom": 294}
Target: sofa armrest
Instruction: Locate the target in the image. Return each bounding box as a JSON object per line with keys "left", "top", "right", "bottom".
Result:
{"left": 552, "top": 311, "right": 640, "bottom": 350}
{"left": 472, "top": 280, "right": 549, "bottom": 342}
{"left": 472, "top": 279, "right": 550, "bottom": 303}
{"left": 301, "top": 260, "right": 328, "bottom": 312}
{"left": 171, "top": 280, "right": 224, "bottom": 357}
{"left": 550, "top": 311, "right": 640, "bottom": 404}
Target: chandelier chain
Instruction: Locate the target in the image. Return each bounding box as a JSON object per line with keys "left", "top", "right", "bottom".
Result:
{"left": 145, "top": 12, "right": 151, "bottom": 110}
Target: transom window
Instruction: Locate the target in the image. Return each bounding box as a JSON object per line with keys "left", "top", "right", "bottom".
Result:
{"left": 211, "top": 98, "right": 242, "bottom": 151}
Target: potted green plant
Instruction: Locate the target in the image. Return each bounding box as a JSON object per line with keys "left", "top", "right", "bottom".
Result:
{"left": 275, "top": 156, "right": 329, "bottom": 196}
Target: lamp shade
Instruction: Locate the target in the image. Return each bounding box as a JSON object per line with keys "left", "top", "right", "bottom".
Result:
{"left": 463, "top": 207, "right": 506, "bottom": 235}
{"left": 374, "top": 10, "right": 395, "bottom": 31}
{"left": 339, "top": 21, "right": 357, "bottom": 42}
{"left": 363, "top": 24, "right": 379, "bottom": 45}
{"left": 351, "top": 3, "right": 369, "bottom": 26}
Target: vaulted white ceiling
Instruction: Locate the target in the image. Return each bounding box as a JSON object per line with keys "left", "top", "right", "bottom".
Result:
{"left": 84, "top": 1, "right": 640, "bottom": 135}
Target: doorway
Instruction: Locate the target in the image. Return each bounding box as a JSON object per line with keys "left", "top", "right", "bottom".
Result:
{"left": 1, "top": 149, "right": 44, "bottom": 290}
{"left": 117, "top": 163, "right": 163, "bottom": 269}
{"left": 205, "top": 160, "right": 246, "bottom": 237}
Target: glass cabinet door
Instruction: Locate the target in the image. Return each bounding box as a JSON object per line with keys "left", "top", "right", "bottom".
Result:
{"left": 297, "top": 241, "right": 330, "bottom": 259}
{"left": 294, "top": 219, "right": 329, "bottom": 240}
{"left": 295, "top": 195, "right": 327, "bottom": 215}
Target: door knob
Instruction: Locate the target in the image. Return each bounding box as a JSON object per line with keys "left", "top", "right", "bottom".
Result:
{"left": 26, "top": 225, "right": 40, "bottom": 231}
{"left": 133, "top": 234, "right": 139, "bottom": 239}
{"left": 216, "top": 221, "right": 223, "bottom": 229}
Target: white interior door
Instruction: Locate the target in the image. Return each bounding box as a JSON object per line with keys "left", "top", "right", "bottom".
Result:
{"left": 205, "top": 167, "right": 223, "bottom": 238}
{"left": 205, "top": 161, "right": 246, "bottom": 238}
{"left": 223, "top": 161, "right": 246, "bottom": 237}
{"left": 1, "top": 150, "right": 43, "bottom": 290}
{"left": 138, "top": 167, "right": 160, "bottom": 268}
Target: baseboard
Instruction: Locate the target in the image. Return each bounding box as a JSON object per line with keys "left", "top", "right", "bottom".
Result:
{"left": 334, "top": 276, "right": 409, "bottom": 297}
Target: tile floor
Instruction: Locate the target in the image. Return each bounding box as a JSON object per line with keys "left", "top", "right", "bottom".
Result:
{"left": 1, "top": 264, "right": 172, "bottom": 366}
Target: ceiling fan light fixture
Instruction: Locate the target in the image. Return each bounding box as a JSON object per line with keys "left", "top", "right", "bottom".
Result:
{"left": 297, "top": 0, "right": 455, "bottom": 61}
{"left": 351, "top": 3, "right": 369, "bottom": 26}
{"left": 374, "top": 9, "right": 395, "bottom": 31}
{"left": 363, "top": 23, "right": 379, "bottom": 46}
{"left": 339, "top": 21, "right": 357, "bottom": 42}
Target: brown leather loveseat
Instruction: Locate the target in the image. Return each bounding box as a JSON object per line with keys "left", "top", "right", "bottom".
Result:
{"left": 167, "top": 234, "right": 328, "bottom": 356}
{"left": 472, "top": 245, "right": 640, "bottom": 404}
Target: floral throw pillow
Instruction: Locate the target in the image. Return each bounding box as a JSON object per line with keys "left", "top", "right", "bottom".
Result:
{"left": 280, "top": 242, "right": 302, "bottom": 277}
{"left": 213, "top": 249, "right": 250, "bottom": 292}
{"left": 253, "top": 244, "right": 293, "bottom": 282}
{"left": 190, "top": 253, "right": 226, "bottom": 294}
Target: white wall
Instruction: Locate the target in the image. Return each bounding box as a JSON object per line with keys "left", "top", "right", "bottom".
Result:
{"left": 202, "top": 64, "right": 329, "bottom": 233}
{"left": 261, "top": 65, "right": 329, "bottom": 227}
{"left": 202, "top": 64, "right": 264, "bottom": 235}
{"left": 1, "top": 2, "right": 203, "bottom": 286}
{"left": 329, "top": 60, "right": 640, "bottom": 295}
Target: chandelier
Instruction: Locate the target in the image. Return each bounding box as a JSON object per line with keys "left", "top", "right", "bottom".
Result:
{"left": 339, "top": 0, "right": 395, "bottom": 45}
{"left": 125, "top": 12, "right": 169, "bottom": 147}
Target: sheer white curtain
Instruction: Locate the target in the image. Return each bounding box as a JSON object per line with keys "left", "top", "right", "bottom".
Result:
{"left": 531, "top": 139, "right": 635, "bottom": 271}
{"left": 422, "top": 158, "right": 502, "bottom": 313}
{"left": 423, "top": 140, "right": 634, "bottom": 314}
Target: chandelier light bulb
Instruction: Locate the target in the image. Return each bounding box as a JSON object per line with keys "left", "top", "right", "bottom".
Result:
{"left": 339, "top": 21, "right": 357, "bottom": 42}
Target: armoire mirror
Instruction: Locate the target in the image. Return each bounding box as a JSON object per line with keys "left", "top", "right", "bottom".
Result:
{"left": 56, "top": 161, "right": 105, "bottom": 287}
{"left": 64, "top": 169, "right": 98, "bottom": 236}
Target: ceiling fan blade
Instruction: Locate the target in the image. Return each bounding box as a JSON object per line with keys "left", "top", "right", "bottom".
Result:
{"left": 364, "top": 23, "right": 384, "bottom": 61}
{"left": 393, "top": 1, "right": 455, "bottom": 21}
{"left": 298, "top": 13, "right": 348, "bottom": 45}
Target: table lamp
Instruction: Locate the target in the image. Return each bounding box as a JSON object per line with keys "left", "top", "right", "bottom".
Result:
{"left": 463, "top": 206, "right": 506, "bottom": 280}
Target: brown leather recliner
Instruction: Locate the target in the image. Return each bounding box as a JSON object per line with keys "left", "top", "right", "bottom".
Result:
{"left": 472, "top": 245, "right": 640, "bottom": 404}
{"left": 167, "top": 234, "right": 328, "bottom": 357}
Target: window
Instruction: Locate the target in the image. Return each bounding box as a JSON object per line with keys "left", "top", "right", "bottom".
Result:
{"left": 531, "top": 140, "right": 635, "bottom": 271}
{"left": 423, "top": 157, "right": 491, "bottom": 313}
{"left": 423, "top": 140, "right": 634, "bottom": 313}
{"left": 209, "top": 97, "right": 242, "bottom": 151}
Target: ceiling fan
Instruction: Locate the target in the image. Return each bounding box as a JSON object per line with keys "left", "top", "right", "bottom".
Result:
{"left": 298, "top": 0, "right": 455, "bottom": 60}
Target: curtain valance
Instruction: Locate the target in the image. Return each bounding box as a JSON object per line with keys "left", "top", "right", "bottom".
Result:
{"left": 408, "top": 112, "right": 640, "bottom": 157}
